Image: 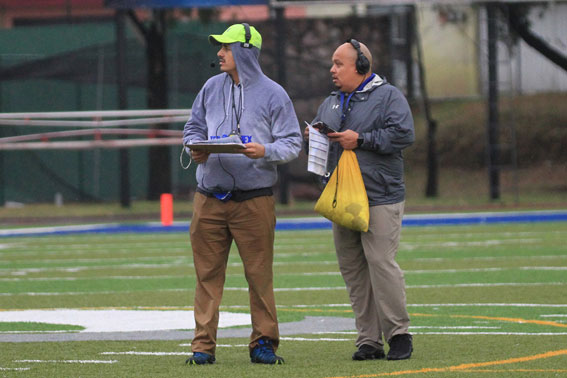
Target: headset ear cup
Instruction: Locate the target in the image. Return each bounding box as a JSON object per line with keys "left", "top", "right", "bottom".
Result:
{"left": 358, "top": 55, "right": 370, "bottom": 74}
{"left": 241, "top": 22, "right": 252, "bottom": 49}
{"left": 348, "top": 39, "right": 370, "bottom": 74}
{"left": 356, "top": 59, "right": 363, "bottom": 74}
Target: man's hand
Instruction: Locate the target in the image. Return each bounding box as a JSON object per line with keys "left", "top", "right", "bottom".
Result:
{"left": 242, "top": 142, "right": 265, "bottom": 159}
{"left": 191, "top": 149, "right": 210, "bottom": 164}
{"left": 328, "top": 129, "right": 359, "bottom": 150}
{"left": 303, "top": 126, "right": 310, "bottom": 141}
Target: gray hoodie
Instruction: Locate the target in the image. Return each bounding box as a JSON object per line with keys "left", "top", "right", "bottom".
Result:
{"left": 183, "top": 43, "right": 302, "bottom": 193}
{"left": 312, "top": 74, "right": 415, "bottom": 206}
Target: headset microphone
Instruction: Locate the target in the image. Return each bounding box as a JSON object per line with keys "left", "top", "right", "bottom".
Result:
{"left": 210, "top": 61, "right": 216, "bottom": 68}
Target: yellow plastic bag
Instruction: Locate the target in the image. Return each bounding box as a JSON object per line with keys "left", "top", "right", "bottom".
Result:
{"left": 314, "top": 150, "right": 369, "bottom": 232}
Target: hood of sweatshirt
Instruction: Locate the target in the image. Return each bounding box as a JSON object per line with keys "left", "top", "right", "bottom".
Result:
{"left": 231, "top": 42, "right": 262, "bottom": 87}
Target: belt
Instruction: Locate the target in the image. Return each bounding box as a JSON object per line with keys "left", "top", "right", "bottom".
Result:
{"left": 196, "top": 187, "right": 273, "bottom": 203}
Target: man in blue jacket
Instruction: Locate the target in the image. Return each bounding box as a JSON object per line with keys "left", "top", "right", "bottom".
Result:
{"left": 305, "top": 39, "right": 415, "bottom": 361}
{"left": 183, "top": 23, "right": 302, "bottom": 365}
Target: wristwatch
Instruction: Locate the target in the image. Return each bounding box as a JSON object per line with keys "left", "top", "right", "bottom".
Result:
{"left": 357, "top": 135, "right": 364, "bottom": 148}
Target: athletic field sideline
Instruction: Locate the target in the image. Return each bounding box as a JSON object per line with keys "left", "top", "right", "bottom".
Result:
{"left": 0, "top": 214, "right": 565, "bottom": 377}
{"left": 1, "top": 210, "right": 566, "bottom": 237}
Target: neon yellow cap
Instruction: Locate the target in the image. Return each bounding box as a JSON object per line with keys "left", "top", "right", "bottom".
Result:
{"left": 209, "top": 23, "right": 262, "bottom": 50}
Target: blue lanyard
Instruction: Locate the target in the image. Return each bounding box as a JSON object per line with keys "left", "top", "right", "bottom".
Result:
{"left": 339, "top": 73, "right": 375, "bottom": 124}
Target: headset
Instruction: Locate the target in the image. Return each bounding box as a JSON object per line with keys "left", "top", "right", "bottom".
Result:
{"left": 241, "top": 23, "right": 253, "bottom": 49}
{"left": 347, "top": 39, "right": 370, "bottom": 75}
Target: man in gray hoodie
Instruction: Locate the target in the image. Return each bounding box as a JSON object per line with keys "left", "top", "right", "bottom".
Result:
{"left": 183, "top": 24, "right": 301, "bottom": 365}
{"left": 305, "top": 39, "right": 414, "bottom": 362}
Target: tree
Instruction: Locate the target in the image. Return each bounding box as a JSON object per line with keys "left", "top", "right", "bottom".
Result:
{"left": 500, "top": 3, "right": 567, "bottom": 73}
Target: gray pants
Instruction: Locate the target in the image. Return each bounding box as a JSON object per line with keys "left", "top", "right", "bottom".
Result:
{"left": 333, "top": 201, "right": 409, "bottom": 351}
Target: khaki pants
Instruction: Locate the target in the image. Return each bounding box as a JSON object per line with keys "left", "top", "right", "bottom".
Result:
{"left": 333, "top": 201, "right": 409, "bottom": 350}
{"left": 190, "top": 192, "right": 279, "bottom": 355}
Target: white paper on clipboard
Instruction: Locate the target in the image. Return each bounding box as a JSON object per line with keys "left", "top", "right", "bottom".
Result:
{"left": 306, "top": 123, "right": 330, "bottom": 176}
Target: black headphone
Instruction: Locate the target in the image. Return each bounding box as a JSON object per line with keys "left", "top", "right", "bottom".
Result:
{"left": 347, "top": 39, "right": 370, "bottom": 75}
{"left": 241, "top": 23, "right": 253, "bottom": 48}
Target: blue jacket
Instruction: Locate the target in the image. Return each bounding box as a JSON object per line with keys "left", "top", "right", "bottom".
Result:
{"left": 183, "top": 43, "right": 302, "bottom": 192}
{"left": 313, "top": 75, "right": 415, "bottom": 206}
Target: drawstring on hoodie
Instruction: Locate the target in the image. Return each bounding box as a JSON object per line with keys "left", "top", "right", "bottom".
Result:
{"left": 241, "top": 83, "right": 245, "bottom": 111}
{"left": 227, "top": 82, "right": 234, "bottom": 122}
{"left": 230, "top": 82, "right": 244, "bottom": 137}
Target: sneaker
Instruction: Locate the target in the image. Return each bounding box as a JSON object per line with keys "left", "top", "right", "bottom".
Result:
{"left": 250, "top": 338, "right": 284, "bottom": 365}
{"left": 186, "top": 352, "right": 215, "bottom": 365}
{"left": 387, "top": 334, "right": 413, "bottom": 360}
{"left": 352, "top": 344, "right": 386, "bottom": 361}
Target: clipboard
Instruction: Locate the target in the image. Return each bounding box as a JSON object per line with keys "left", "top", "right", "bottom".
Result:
{"left": 185, "top": 142, "right": 246, "bottom": 154}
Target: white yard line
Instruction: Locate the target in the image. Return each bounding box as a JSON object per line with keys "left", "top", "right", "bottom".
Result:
{"left": 101, "top": 352, "right": 187, "bottom": 356}
{"left": 0, "top": 263, "right": 191, "bottom": 275}
{"left": 0, "top": 289, "right": 190, "bottom": 296}
{"left": 14, "top": 359, "right": 117, "bottom": 364}
{"left": 4, "top": 266, "right": 566, "bottom": 281}
{"left": 273, "top": 287, "right": 345, "bottom": 292}
{"left": 280, "top": 337, "right": 352, "bottom": 341}
{"left": 407, "top": 303, "right": 567, "bottom": 308}
{"left": 407, "top": 282, "right": 565, "bottom": 289}
{"left": 411, "top": 332, "right": 567, "bottom": 336}
{"left": 0, "top": 255, "right": 188, "bottom": 264}
{"left": 0, "top": 275, "right": 197, "bottom": 282}
{"left": 285, "top": 303, "right": 567, "bottom": 308}
{"left": 313, "top": 331, "right": 357, "bottom": 334}
{"left": 413, "top": 255, "right": 567, "bottom": 262}
{"left": 212, "top": 331, "right": 567, "bottom": 337}
{"left": 0, "top": 331, "right": 79, "bottom": 334}
{"left": 410, "top": 326, "right": 501, "bottom": 329}
{"left": 225, "top": 287, "right": 347, "bottom": 292}
{"left": 0, "top": 246, "right": 187, "bottom": 257}
{"left": 404, "top": 268, "right": 506, "bottom": 274}
{"left": 400, "top": 239, "right": 540, "bottom": 250}
{"left": 273, "top": 261, "right": 337, "bottom": 266}
{"left": 0, "top": 260, "right": 338, "bottom": 275}
{"left": 2, "top": 281, "right": 565, "bottom": 297}
{"left": 178, "top": 343, "right": 249, "bottom": 347}
{"left": 3, "top": 303, "right": 561, "bottom": 311}
{"left": 280, "top": 304, "right": 351, "bottom": 308}
{"left": 402, "top": 230, "right": 564, "bottom": 239}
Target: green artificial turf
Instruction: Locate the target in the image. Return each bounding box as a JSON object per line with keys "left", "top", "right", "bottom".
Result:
{"left": 0, "top": 222, "right": 566, "bottom": 377}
